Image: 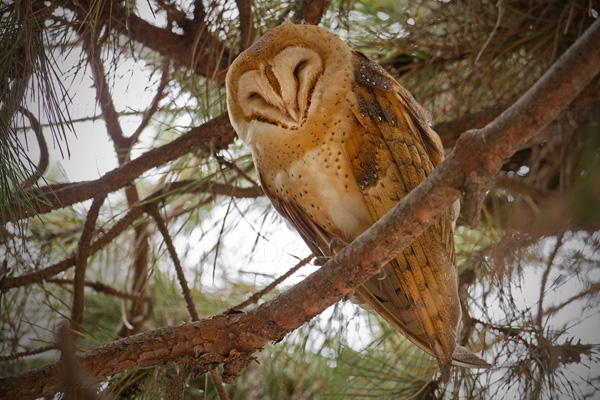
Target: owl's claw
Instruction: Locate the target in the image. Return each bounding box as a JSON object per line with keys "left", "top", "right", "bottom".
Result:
{"left": 377, "top": 269, "right": 387, "bottom": 280}
{"left": 314, "top": 238, "right": 349, "bottom": 266}
{"left": 314, "top": 256, "right": 330, "bottom": 266}
{"left": 329, "top": 237, "right": 348, "bottom": 255}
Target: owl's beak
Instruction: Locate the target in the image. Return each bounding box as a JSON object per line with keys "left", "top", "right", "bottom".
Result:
{"left": 285, "top": 103, "right": 300, "bottom": 123}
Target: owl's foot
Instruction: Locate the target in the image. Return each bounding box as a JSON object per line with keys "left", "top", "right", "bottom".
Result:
{"left": 313, "top": 238, "right": 349, "bottom": 266}
{"left": 329, "top": 237, "right": 348, "bottom": 255}
{"left": 314, "top": 256, "right": 330, "bottom": 266}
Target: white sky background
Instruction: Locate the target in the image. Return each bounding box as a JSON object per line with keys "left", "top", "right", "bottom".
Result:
{"left": 14, "top": 2, "right": 600, "bottom": 397}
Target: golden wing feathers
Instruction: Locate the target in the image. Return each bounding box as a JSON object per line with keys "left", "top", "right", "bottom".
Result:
{"left": 257, "top": 171, "right": 330, "bottom": 259}
{"left": 344, "top": 51, "right": 489, "bottom": 379}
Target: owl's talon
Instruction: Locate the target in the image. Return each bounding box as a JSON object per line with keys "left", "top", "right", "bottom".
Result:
{"left": 314, "top": 256, "right": 331, "bottom": 266}
{"left": 377, "top": 269, "right": 387, "bottom": 280}
{"left": 329, "top": 237, "right": 348, "bottom": 255}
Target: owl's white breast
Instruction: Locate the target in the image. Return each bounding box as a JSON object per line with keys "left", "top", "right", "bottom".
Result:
{"left": 283, "top": 146, "right": 371, "bottom": 240}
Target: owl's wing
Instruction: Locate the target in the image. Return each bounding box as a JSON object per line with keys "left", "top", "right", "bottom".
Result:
{"left": 256, "top": 171, "right": 330, "bottom": 259}
{"left": 344, "top": 51, "right": 489, "bottom": 380}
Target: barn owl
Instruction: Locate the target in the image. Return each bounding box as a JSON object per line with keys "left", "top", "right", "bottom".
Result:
{"left": 226, "top": 21, "right": 489, "bottom": 381}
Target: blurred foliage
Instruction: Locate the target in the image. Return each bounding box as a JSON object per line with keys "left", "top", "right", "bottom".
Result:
{"left": 1, "top": 0, "right": 599, "bottom": 399}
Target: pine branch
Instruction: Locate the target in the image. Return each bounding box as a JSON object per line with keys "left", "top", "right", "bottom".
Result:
{"left": 2, "top": 18, "right": 598, "bottom": 399}
{"left": 65, "top": 1, "right": 234, "bottom": 83}
{"left": 0, "top": 180, "right": 261, "bottom": 291}
{"left": 1, "top": 113, "right": 236, "bottom": 223}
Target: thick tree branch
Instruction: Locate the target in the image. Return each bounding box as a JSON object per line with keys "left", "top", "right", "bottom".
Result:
{"left": 2, "top": 18, "right": 598, "bottom": 399}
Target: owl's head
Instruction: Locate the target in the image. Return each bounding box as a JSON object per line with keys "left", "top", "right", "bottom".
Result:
{"left": 226, "top": 21, "right": 352, "bottom": 144}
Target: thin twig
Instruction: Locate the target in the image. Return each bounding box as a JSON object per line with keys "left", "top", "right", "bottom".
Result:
{"left": 543, "top": 282, "right": 600, "bottom": 317}
{"left": 210, "top": 369, "right": 230, "bottom": 400}
{"left": 0, "top": 345, "right": 57, "bottom": 363}
{"left": 71, "top": 195, "right": 106, "bottom": 329}
{"left": 129, "top": 58, "right": 171, "bottom": 145}
{"left": 146, "top": 204, "right": 199, "bottom": 321}
{"left": 536, "top": 232, "right": 564, "bottom": 329}
{"left": 475, "top": 0, "right": 505, "bottom": 64}
{"left": 216, "top": 156, "right": 261, "bottom": 193}
{"left": 18, "top": 107, "right": 48, "bottom": 188}
{"left": 48, "top": 278, "right": 154, "bottom": 321}
{"left": 229, "top": 254, "right": 314, "bottom": 312}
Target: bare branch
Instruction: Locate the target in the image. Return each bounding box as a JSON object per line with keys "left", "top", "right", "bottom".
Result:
{"left": 129, "top": 59, "right": 171, "bottom": 146}
{"left": 543, "top": 282, "right": 600, "bottom": 318}
{"left": 229, "top": 254, "right": 314, "bottom": 312}
{"left": 293, "top": 0, "right": 332, "bottom": 25}
{"left": 536, "top": 233, "right": 564, "bottom": 330}
{"left": 146, "top": 204, "right": 199, "bottom": 322}
{"left": 2, "top": 113, "right": 235, "bottom": 223}
{"left": 83, "top": 33, "right": 128, "bottom": 152}
{"left": 235, "top": 0, "right": 254, "bottom": 51}
{"left": 209, "top": 368, "right": 230, "bottom": 400}
{"left": 71, "top": 195, "right": 106, "bottom": 329}
{"left": 18, "top": 107, "right": 48, "bottom": 188}
{"left": 0, "top": 345, "right": 56, "bottom": 363}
